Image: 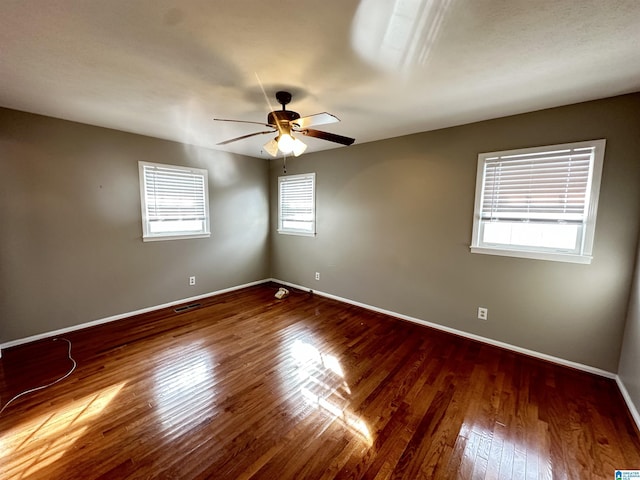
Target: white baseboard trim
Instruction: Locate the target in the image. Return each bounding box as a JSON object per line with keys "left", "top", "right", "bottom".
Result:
{"left": 616, "top": 376, "right": 640, "bottom": 433}
{"left": 270, "top": 278, "right": 617, "bottom": 380}
{"left": 0, "top": 279, "right": 270, "bottom": 352}
{"left": 4, "top": 277, "right": 635, "bottom": 432}
{"left": 273, "top": 278, "right": 640, "bottom": 432}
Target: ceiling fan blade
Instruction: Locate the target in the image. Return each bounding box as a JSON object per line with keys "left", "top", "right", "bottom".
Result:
{"left": 216, "top": 130, "right": 275, "bottom": 145}
{"left": 214, "top": 118, "right": 273, "bottom": 128}
{"left": 291, "top": 112, "right": 339, "bottom": 129}
{"left": 300, "top": 128, "right": 355, "bottom": 146}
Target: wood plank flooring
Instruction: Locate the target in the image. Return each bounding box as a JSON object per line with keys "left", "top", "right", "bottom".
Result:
{"left": 1, "top": 283, "right": 639, "bottom": 479}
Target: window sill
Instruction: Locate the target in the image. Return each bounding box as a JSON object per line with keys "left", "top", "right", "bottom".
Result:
{"left": 143, "top": 233, "right": 211, "bottom": 242}
{"left": 277, "top": 230, "right": 316, "bottom": 237}
{"left": 470, "top": 246, "right": 592, "bottom": 264}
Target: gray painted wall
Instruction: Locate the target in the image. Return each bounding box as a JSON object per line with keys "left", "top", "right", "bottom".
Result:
{"left": 619, "top": 239, "right": 640, "bottom": 420}
{"left": 270, "top": 93, "right": 640, "bottom": 373}
{"left": 0, "top": 108, "right": 270, "bottom": 343}
{"left": 2, "top": 94, "right": 639, "bottom": 375}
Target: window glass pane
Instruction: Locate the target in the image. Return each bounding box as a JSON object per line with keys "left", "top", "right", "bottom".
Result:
{"left": 148, "top": 220, "right": 206, "bottom": 235}
{"left": 483, "top": 222, "right": 579, "bottom": 250}
{"left": 282, "top": 219, "right": 314, "bottom": 233}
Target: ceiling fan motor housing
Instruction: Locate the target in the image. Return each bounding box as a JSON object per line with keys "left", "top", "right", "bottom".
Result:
{"left": 275, "top": 90, "right": 292, "bottom": 106}
{"left": 267, "top": 110, "right": 300, "bottom": 129}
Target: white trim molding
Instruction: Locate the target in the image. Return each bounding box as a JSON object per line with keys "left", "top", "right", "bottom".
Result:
{"left": 3, "top": 277, "right": 636, "bottom": 434}
{"left": 270, "top": 278, "right": 616, "bottom": 379}
{"left": 0, "top": 279, "right": 269, "bottom": 352}
{"left": 271, "top": 278, "right": 640, "bottom": 432}
{"left": 616, "top": 376, "right": 640, "bottom": 434}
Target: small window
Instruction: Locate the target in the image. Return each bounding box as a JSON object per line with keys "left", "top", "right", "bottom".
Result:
{"left": 278, "top": 173, "right": 316, "bottom": 236}
{"left": 470, "top": 139, "right": 605, "bottom": 264}
{"left": 139, "top": 161, "right": 210, "bottom": 241}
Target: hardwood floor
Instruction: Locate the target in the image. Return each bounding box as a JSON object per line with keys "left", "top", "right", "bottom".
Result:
{"left": 1, "top": 283, "right": 639, "bottom": 479}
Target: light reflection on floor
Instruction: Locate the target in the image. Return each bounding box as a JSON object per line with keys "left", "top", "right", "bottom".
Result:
{"left": 291, "top": 340, "right": 372, "bottom": 445}
{"left": 152, "top": 344, "right": 215, "bottom": 435}
{"left": 455, "top": 418, "right": 553, "bottom": 478}
{"left": 0, "top": 382, "right": 125, "bottom": 479}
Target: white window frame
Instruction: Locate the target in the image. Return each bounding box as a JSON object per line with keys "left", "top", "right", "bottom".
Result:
{"left": 139, "top": 161, "right": 211, "bottom": 242}
{"left": 278, "top": 173, "right": 316, "bottom": 237}
{"left": 470, "top": 139, "right": 605, "bottom": 264}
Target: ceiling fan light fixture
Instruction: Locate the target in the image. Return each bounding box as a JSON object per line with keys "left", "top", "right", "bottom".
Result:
{"left": 264, "top": 135, "right": 307, "bottom": 157}
{"left": 263, "top": 138, "right": 279, "bottom": 157}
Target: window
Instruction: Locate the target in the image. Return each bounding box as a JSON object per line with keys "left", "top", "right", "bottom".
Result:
{"left": 139, "top": 161, "right": 210, "bottom": 241}
{"left": 470, "top": 139, "right": 605, "bottom": 264}
{"left": 278, "top": 173, "right": 316, "bottom": 236}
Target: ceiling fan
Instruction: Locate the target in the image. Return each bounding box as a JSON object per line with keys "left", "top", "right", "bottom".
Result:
{"left": 214, "top": 91, "right": 355, "bottom": 157}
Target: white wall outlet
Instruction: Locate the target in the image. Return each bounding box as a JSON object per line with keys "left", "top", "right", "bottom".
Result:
{"left": 478, "top": 307, "right": 488, "bottom": 320}
{"left": 189, "top": 276, "right": 196, "bottom": 286}
{"left": 315, "top": 272, "right": 320, "bottom": 281}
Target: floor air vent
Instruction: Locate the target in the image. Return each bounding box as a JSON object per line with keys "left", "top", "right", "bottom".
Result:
{"left": 174, "top": 303, "right": 202, "bottom": 313}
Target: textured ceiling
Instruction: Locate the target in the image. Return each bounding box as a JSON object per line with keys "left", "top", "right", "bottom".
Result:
{"left": 1, "top": 0, "right": 639, "bottom": 158}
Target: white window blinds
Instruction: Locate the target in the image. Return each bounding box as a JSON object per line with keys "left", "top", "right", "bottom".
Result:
{"left": 139, "top": 162, "right": 210, "bottom": 241}
{"left": 481, "top": 147, "right": 594, "bottom": 223}
{"left": 278, "top": 173, "right": 316, "bottom": 236}
{"left": 471, "top": 139, "right": 605, "bottom": 263}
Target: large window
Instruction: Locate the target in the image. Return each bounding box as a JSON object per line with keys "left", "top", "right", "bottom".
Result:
{"left": 278, "top": 173, "right": 316, "bottom": 236}
{"left": 470, "top": 139, "right": 605, "bottom": 263}
{"left": 139, "top": 161, "right": 210, "bottom": 241}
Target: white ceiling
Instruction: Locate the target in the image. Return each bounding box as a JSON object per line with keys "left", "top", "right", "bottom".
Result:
{"left": 1, "top": 0, "right": 639, "bottom": 159}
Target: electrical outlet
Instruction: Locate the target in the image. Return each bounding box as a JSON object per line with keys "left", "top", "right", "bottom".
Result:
{"left": 189, "top": 276, "right": 196, "bottom": 286}
{"left": 478, "top": 307, "right": 488, "bottom": 320}
{"left": 315, "top": 272, "right": 320, "bottom": 281}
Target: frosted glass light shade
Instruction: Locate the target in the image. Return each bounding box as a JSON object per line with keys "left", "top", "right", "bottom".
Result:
{"left": 292, "top": 138, "right": 307, "bottom": 157}
{"left": 263, "top": 138, "right": 279, "bottom": 157}
{"left": 277, "top": 134, "right": 295, "bottom": 154}
{"left": 264, "top": 135, "right": 307, "bottom": 157}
